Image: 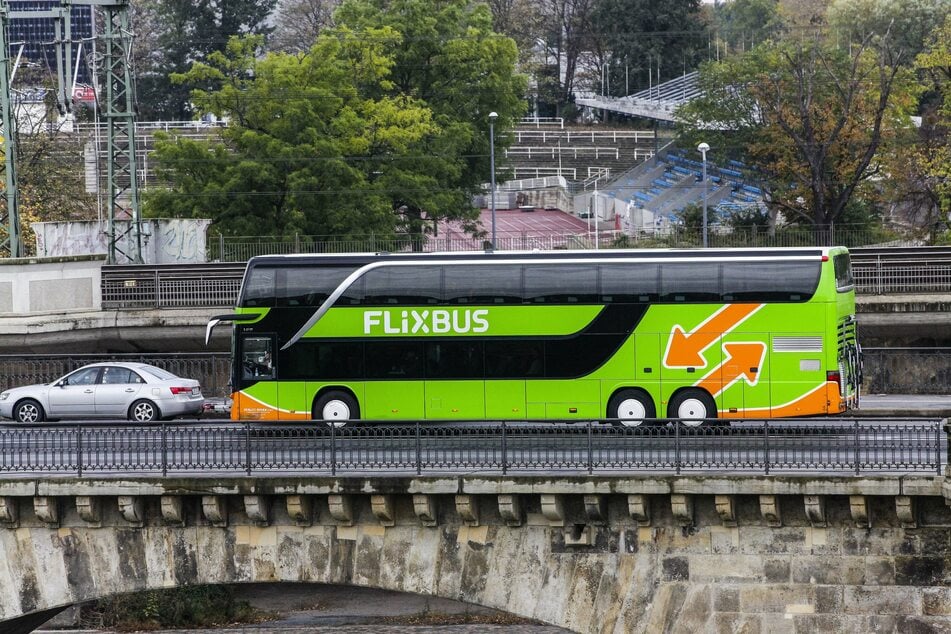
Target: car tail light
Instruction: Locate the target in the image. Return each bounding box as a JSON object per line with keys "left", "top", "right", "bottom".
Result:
{"left": 169, "top": 386, "right": 193, "bottom": 395}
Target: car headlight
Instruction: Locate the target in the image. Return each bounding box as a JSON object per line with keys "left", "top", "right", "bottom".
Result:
{"left": 0, "top": 393, "right": 8, "bottom": 401}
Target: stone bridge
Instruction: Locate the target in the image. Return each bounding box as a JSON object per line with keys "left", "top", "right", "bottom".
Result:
{"left": 2, "top": 474, "right": 951, "bottom": 633}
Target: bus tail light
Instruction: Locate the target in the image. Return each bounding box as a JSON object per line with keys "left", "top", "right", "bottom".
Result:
{"left": 827, "top": 370, "right": 841, "bottom": 389}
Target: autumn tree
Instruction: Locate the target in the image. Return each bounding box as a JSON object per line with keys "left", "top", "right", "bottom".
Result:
{"left": 678, "top": 31, "right": 919, "bottom": 241}
{"left": 908, "top": 13, "right": 951, "bottom": 236}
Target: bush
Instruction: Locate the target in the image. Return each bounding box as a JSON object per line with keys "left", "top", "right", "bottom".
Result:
{"left": 80, "top": 584, "right": 265, "bottom": 631}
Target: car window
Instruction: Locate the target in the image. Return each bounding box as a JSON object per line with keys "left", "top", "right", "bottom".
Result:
{"left": 66, "top": 367, "right": 100, "bottom": 386}
{"left": 139, "top": 366, "right": 177, "bottom": 381}
{"left": 100, "top": 367, "right": 141, "bottom": 385}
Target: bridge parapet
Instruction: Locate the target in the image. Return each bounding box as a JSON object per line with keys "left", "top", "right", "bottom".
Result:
{"left": 2, "top": 475, "right": 951, "bottom": 632}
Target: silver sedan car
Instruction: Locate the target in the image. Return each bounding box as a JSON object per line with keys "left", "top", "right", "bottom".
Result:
{"left": 0, "top": 362, "right": 204, "bottom": 423}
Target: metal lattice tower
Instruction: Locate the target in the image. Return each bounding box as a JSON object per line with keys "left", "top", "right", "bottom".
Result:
{"left": 0, "top": 0, "right": 141, "bottom": 263}
{"left": 92, "top": 0, "right": 141, "bottom": 263}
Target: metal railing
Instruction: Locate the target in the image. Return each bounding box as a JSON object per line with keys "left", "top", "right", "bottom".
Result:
{"left": 200, "top": 227, "right": 927, "bottom": 262}
{"left": 0, "top": 348, "right": 944, "bottom": 398}
{"left": 0, "top": 419, "right": 940, "bottom": 477}
{"left": 99, "top": 250, "right": 951, "bottom": 310}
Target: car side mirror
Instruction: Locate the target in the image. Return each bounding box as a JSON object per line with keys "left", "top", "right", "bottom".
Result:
{"left": 56, "top": 379, "right": 67, "bottom": 387}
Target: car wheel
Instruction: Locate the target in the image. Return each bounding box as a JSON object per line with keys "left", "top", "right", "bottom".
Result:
{"left": 14, "top": 399, "right": 45, "bottom": 423}
{"left": 129, "top": 399, "right": 160, "bottom": 422}
{"left": 607, "top": 389, "right": 656, "bottom": 427}
{"left": 313, "top": 390, "right": 359, "bottom": 426}
{"left": 667, "top": 389, "right": 717, "bottom": 427}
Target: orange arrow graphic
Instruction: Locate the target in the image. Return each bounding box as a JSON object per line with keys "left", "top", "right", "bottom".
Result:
{"left": 664, "top": 303, "right": 763, "bottom": 368}
{"left": 697, "top": 341, "right": 767, "bottom": 397}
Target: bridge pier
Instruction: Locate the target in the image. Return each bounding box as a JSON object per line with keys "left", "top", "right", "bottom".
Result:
{"left": 0, "top": 475, "right": 949, "bottom": 632}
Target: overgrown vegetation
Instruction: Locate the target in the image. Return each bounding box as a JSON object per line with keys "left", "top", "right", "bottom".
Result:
{"left": 79, "top": 585, "right": 268, "bottom": 631}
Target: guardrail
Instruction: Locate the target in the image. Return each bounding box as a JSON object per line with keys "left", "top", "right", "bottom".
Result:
{"left": 0, "top": 348, "right": 940, "bottom": 397}
{"left": 0, "top": 419, "right": 940, "bottom": 477}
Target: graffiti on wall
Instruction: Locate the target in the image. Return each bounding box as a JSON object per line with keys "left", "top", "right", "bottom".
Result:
{"left": 34, "top": 219, "right": 211, "bottom": 264}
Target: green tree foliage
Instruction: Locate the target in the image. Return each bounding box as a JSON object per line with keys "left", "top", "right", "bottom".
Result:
{"left": 827, "top": 0, "right": 951, "bottom": 62}
{"left": 135, "top": 0, "right": 277, "bottom": 121}
{"left": 713, "top": 0, "right": 782, "bottom": 53}
{"left": 591, "top": 0, "right": 707, "bottom": 98}
{"left": 677, "top": 32, "right": 920, "bottom": 239}
{"left": 145, "top": 1, "right": 526, "bottom": 243}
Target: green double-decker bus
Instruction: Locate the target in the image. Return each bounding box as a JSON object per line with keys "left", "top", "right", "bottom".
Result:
{"left": 208, "top": 247, "right": 860, "bottom": 426}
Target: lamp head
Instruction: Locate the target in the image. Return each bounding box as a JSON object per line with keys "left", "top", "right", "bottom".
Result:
{"left": 488, "top": 111, "right": 498, "bottom": 122}
{"left": 697, "top": 142, "right": 710, "bottom": 154}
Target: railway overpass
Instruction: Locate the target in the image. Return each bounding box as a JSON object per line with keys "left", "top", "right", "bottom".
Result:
{"left": 0, "top": 418, "right": 949, "bottom": 633}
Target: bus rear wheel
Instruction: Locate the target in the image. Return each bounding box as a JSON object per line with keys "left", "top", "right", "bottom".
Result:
{"left": 608, "top": 389, "right": 656, "bottom": 427}
{"left": 313, "top": 391, "right": 359, "bottom": 426}
{"left": 667, "top": 389, "right": 716, "bottom": 427}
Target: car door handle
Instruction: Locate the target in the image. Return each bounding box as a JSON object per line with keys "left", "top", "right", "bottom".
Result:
{"left": 125, "top": 388, "right": 135, "bottom": 392}
{"left": 84, "top": 389, "right": 94, "bottom": 393}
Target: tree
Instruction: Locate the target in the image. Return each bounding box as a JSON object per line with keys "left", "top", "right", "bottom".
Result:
{"left": 146, "top": 34, "right": 436, "bottom": 238}
{"left": 827, "top": 0, "right": 951, "bottom": 61}
{"left": 269, "top": 0, "right": 341, "bottom": 53}
{"left": 134, "top": 0, "right": 277, "bottom": 121}
{"left": 591, "top": 0, "right": 708, "bottom": 100}
{"left": 145, "top": 0, "right": 526, "bottom": 245}
{"left": 908, "top": 14, "right": 951, "bottom": 235}
{"left": 677, "top": 31, "right": 920, "bottom": 241}
{"left": 714, "top": 0, "right": 782, "bottom": 53}
{"left": 332, "top": 0, "right": 527, "bottom": 243}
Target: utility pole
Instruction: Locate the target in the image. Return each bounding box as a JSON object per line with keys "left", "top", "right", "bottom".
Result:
{"left": 0, "top": 0, "right": 142, "bottom": 263}
{"left": 0, "top": 2, "right": 21, "bottom": 257}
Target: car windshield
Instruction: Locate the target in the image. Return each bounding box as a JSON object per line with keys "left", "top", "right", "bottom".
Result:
{"left": 138, "top": 366, "right": 178, "bottom": 381}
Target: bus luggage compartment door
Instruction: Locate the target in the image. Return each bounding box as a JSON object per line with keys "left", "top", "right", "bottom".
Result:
{"left": 425, "top": 380, "right": 485, "bottom": 419}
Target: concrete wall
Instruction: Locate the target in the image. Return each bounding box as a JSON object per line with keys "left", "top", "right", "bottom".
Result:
{"left": 0, "top": 256, "right": 102, "bottom": 315}
{"left": 33, "top": 219, "right": 212, "bottom": 264}
{"left": 0, "top": 475, "right": 949, "bottom": 633}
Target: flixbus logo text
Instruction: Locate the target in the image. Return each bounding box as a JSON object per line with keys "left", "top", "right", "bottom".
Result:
{"left": 363, "top": 309, "right": 489, "bottom": 335}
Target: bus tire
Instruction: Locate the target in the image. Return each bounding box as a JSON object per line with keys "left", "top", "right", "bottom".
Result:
{"left": 607, "top": 389, "right": 655, "bottom": 427}
{"left": 314, "top": 390, "right": 359, "bottom": 426}
{"left": 667, "top": 389, "right": 716, "bottom": 427}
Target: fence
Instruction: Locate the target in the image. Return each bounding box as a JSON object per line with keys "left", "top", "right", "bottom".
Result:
{"left": 0, "top": 349, "right": 945, "bottom": 399}
{"left": 101, "top": 249, "right": 951, "bottom": 311}
{"left": 202, "top": 226, "right": 926, "bottom": 262}
{"left": 0, "top": 419, "right": 941, "bottom": 477}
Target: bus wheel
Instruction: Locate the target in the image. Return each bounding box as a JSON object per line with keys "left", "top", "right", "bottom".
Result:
{"left": 608, "top": 389, "right": 655, "bottom": 427}
{"left": 667, "top": 389, "right": 716, "bottom": 427}
{"left": 314, "top": 391, "right": 359, "bottom": 426}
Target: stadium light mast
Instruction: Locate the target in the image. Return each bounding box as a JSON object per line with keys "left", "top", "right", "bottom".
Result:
{"left": 488, "top": 111, "right": 498, "bottom": 250}
{"left": 698, "top": 142, "right": 710, "bottom": 248}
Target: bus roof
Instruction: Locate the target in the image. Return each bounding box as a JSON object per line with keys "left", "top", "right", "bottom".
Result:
{"left": 245, "top": 246, "right": 846, "bottom": 268}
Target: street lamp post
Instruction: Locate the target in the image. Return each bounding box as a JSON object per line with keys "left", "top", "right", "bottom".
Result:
{"left": 489, "top": 111, "right": 498, "bottom": 250}
{"left": 698, "top": 142, "right": 710, "bottom": 248}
